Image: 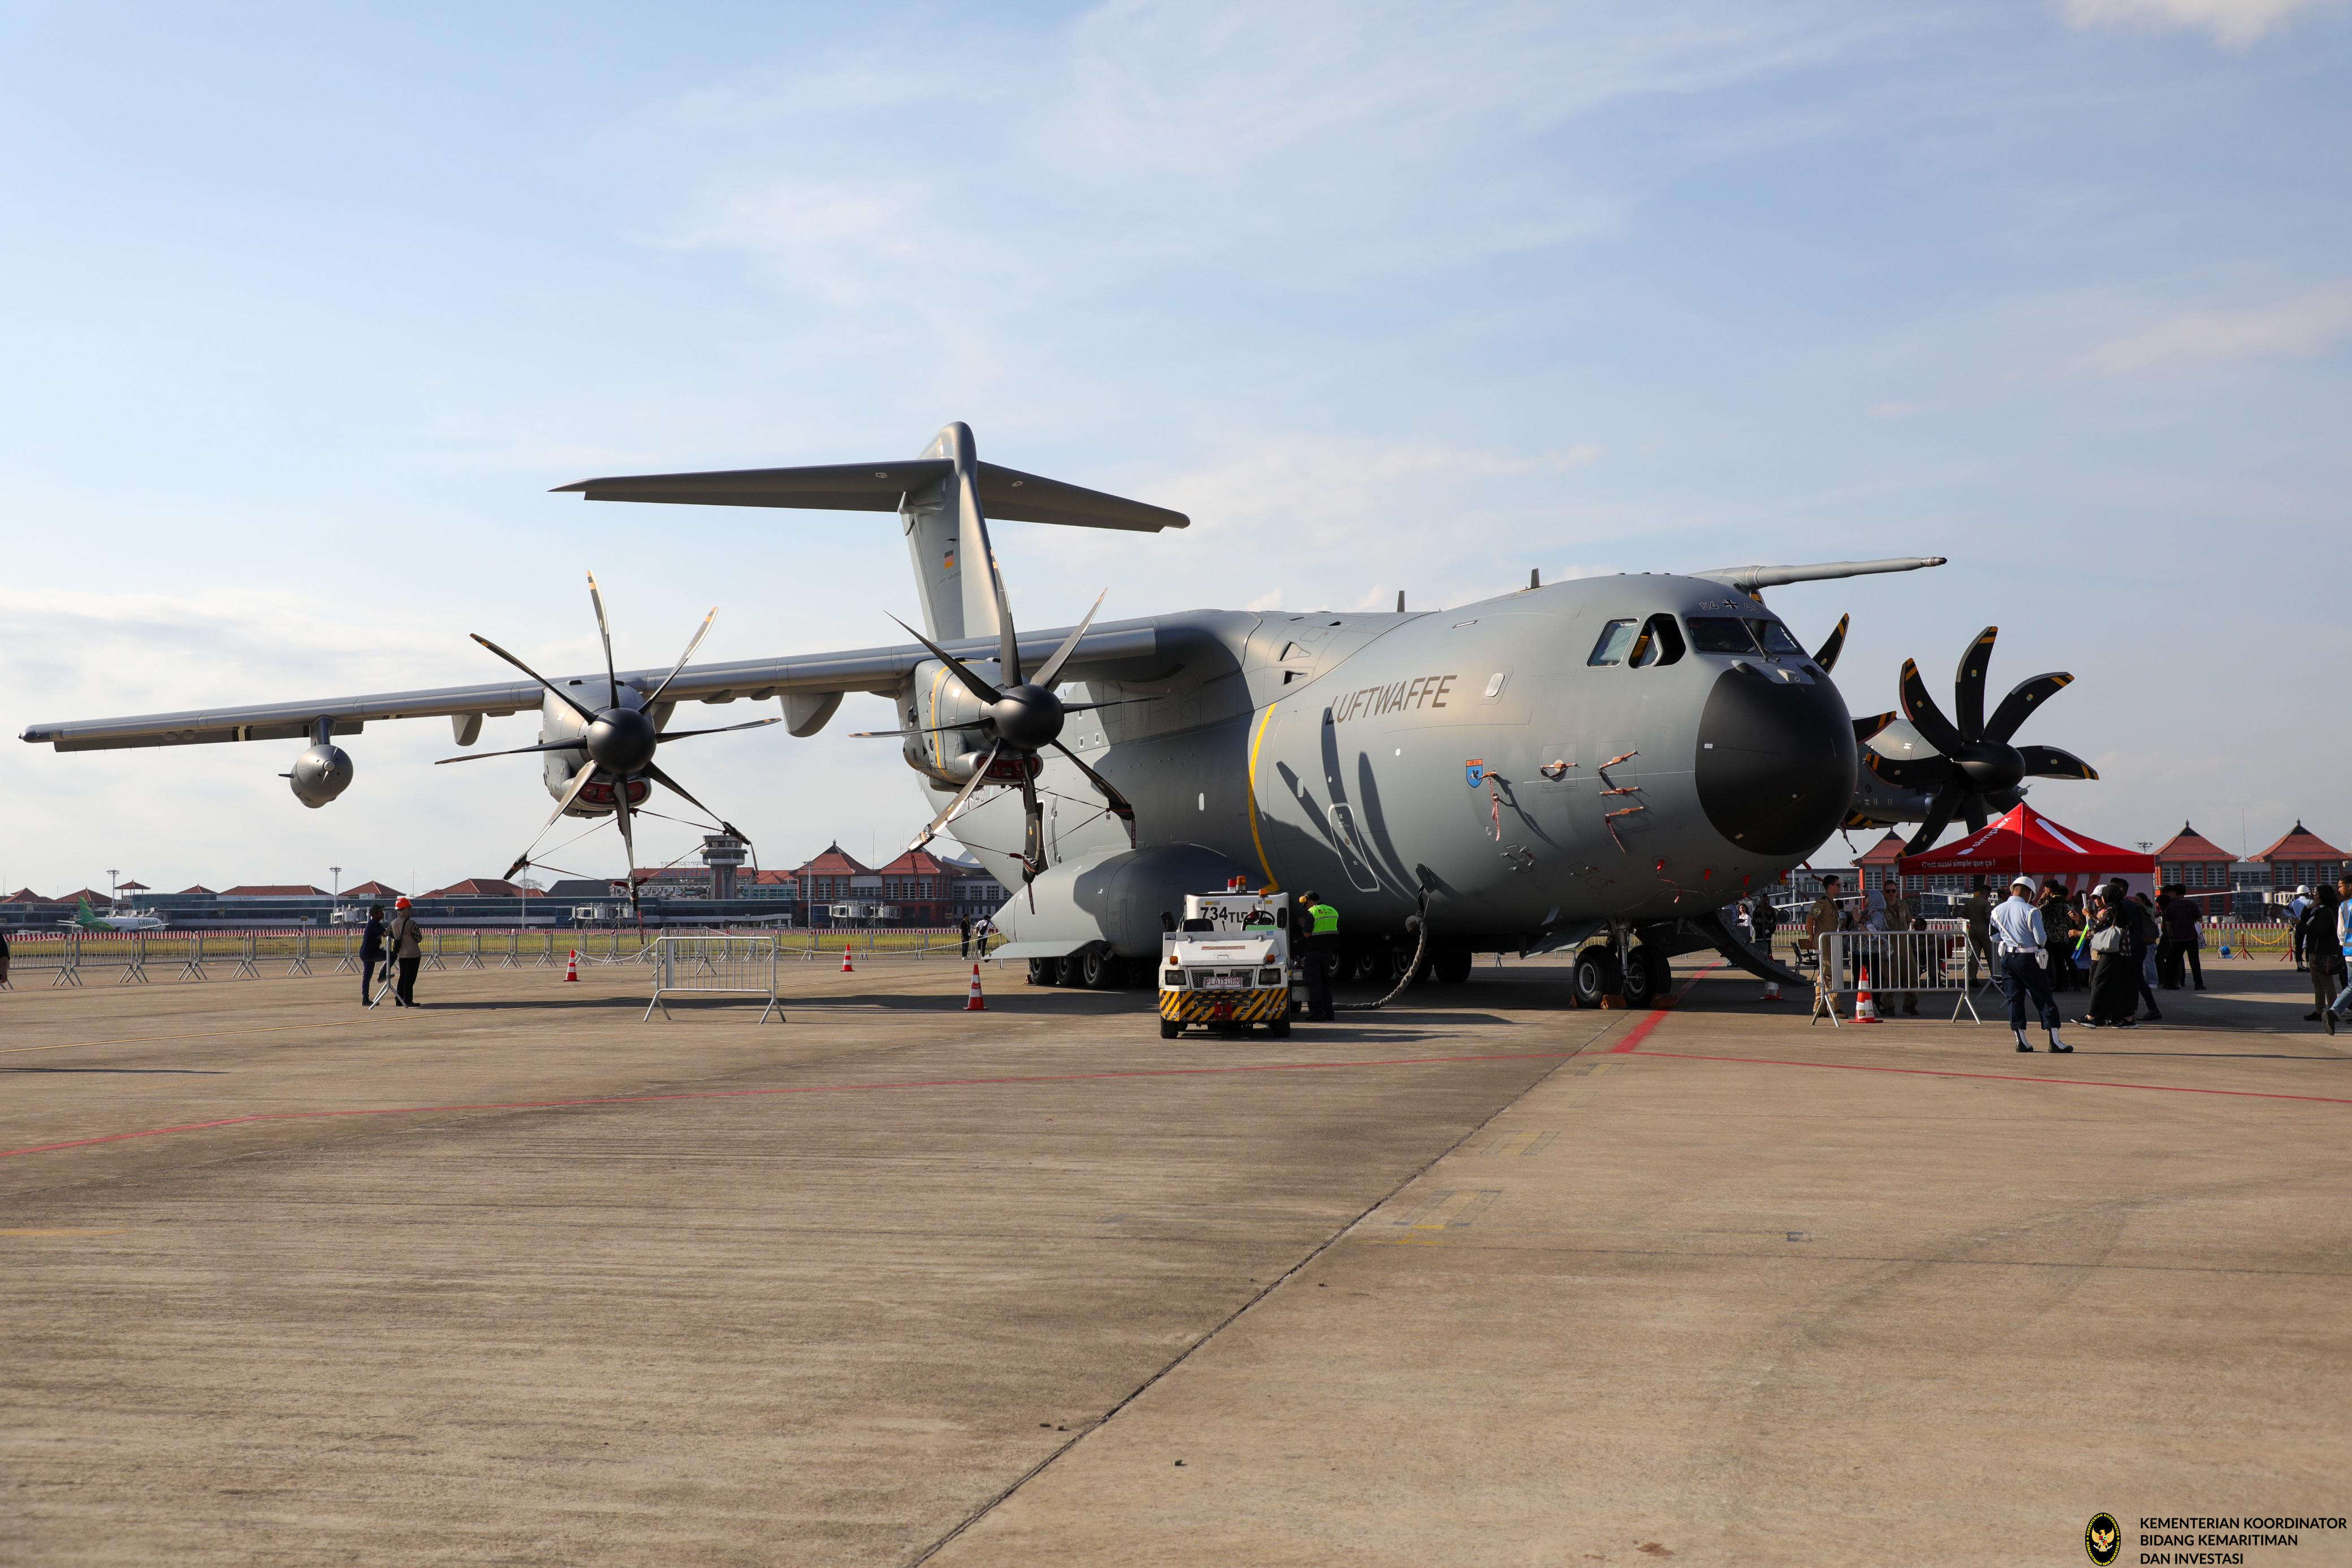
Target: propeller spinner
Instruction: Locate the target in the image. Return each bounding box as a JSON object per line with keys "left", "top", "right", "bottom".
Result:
{"left": 439, "top": 571, "right": 778, "bottom": 915}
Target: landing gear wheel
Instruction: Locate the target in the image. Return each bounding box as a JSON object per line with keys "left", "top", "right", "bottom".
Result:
{"left": 1054, "top": 955, "right": 1084, "bottom": 987}
{"left": 1027, "top": 959, "right": 1055, "bottom": 987}
{"left": 1433, "top": 947, "right": 1473, "bottom": 984}
{"left": 1572, "top": 946, "right": 1622, "bottom": 1008}
{"left": 1622, "top": 943, "right": 1673, "bottom": 1008}
{"left": 1078, "top": 947, "right": 1117, "bottom": 990}
{"left": 1160, "top": 1019, "right": 1182, "bottom": 1039}
{"left": 1266, "top": 1017, "right": 1291, "bottom": 1037}
{"left": 1349, "top": 949, "right": 1381, "bottom": 984}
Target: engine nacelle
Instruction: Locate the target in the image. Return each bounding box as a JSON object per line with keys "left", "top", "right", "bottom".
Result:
{"left": 901, "top": 660, "right": 995, "bottom": 783}
{"left": 285, "top": 742, "right": 354, "bottom": 808}
{"left": 537, "top": 686, "right": 650, "bottom": 815}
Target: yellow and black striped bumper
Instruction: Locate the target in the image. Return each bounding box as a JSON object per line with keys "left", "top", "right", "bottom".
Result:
{"left": 1159, "top": 987, "right": 1287, "bottom": 1024}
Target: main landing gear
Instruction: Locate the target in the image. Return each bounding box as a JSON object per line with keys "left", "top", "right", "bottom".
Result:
{"left": 1572, "top": 934, "right": 1671, "bottom": 1009}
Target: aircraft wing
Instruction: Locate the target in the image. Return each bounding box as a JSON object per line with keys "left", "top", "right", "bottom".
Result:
{"left": 1694, "top": 557, "right": 1946, "bottom": 594}
{"left": 554, "top": 459, "right": 1190, "bottom": 532}
{"left": 18, "top": 622, "right": 1165, "bottom": 753}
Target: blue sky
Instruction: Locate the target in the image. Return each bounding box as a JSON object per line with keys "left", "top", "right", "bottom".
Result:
{"left": 2, "top": 0, "right": 2345, "bottom": 895}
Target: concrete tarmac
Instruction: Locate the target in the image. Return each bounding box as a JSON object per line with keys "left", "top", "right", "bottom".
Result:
{"left": 2, "top": 953, "right": 2346, "bottom": 1566}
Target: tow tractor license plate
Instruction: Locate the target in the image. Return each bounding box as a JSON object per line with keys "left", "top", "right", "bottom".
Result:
{"left": 1203, "top": 975, "right": 1246, "bottom": 991}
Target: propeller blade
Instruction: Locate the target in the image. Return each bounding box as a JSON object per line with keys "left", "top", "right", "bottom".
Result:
{"left": 993, "top": 555, "right": 1022, "bottom": 688}
{"left": 1058, "top": 699, "right": 1148, "bottom": 713}
{"left": 910, "top": 742, "right": 1002, "bottom": 852}
{"left": 639, "top": 760, "right": 724, "bottom": 822}
{"left": 889, "top": 614, "right": 1004, "bottom": 707}
{"left": 471, "top": 634, "right": 599, "bottom": 724}
{"left": 1953, "top": 626, "right": 1996, "bottom": 739}
{"left": 586, "top": 571, "right": 620, "bottom": 710}
{"left": 435, "top": 739, "right": 583, "bottom": 765}
{"left": 1812, "top": 613, "right": 1849, "bottom": 674}
{"left": 1865, "top": 751, "right": 1956, "bottom": 789}
{"left": 1897, "top": 659, "right": 1966, "bottom": 756}
{"left": 504, "top": 759, "right": 601, "bottom": 879}
{"left": 1029, "top": 590, "right": 1106, "bottom": 691}
{"left": 1852, "top": 710, "right": 1896, "bottom": 744}
{"left": 615, "top": 786, "right": 641, "bottom": 919}
{"left": 1048, "top": 739, "right": 1138, "bottom": 847}
{"left": 643, "top": 606, "right": 718, "bottom": 709}
{"left": 1983, "top": 672, "right": 2073, "bottom": 745}
{"left": 1901, "top": 780, "right": 1967, "bottom": 857}
{"left": 1962, "top": 795, "right": 1991, "bottom": 835}
{"left": 849, "top": 721, "right": 983, "bottom": 739}
{"left": 654, "top": 716, "right": 782, "bottom": 741}
{"left": 1019, "top": 770, "right": 1044, "bottom": 891}
{"left": 2018, "top": 743, "right": 2099, "bottom": 781}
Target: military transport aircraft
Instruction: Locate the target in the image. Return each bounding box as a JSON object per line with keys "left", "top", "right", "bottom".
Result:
{"left": 20, "top": 422, "right": 2097, "bottom": 1007}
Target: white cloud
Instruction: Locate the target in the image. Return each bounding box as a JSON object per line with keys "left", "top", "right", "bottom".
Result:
{"left": 2079, "top": 281, "right": 2352, "bottom": 373}
{"left": 2060, "top": 0, "right": 2344, "bottom": 45}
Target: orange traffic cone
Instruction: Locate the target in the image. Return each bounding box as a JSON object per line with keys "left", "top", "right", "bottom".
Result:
{"left": 563, "top": 949, "right": 579, "bottom": 982}
{"left": 840, "top": 944, "right": 855, "bottom": 973}
{"left": 965, "top": 963, "right": 987, "bottom": 1011}
{"left": 1853, "top": 964, "right": 1880, "bottom": 1023}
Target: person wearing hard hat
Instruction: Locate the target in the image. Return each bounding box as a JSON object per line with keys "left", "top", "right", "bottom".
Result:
{"left": 386, "top": 895, "right": 424, "bottom": 1008}
{"left": 1990, "top": 876, "right": 2070, "bottom": 1052}
{"left": 2289, "top": 884, "right": 2314, "bottom": 971}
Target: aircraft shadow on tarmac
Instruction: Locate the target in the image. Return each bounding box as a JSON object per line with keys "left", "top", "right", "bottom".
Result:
{"left": 1, "top": 1065, "right": 232, "bottom": 1075}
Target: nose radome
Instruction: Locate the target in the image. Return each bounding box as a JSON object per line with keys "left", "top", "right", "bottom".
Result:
{"left": 1694, "top": 664, "right": 1857, "bottom": 856}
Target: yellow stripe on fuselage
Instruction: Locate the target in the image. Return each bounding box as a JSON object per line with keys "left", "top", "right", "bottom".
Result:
{"left": 1245, "top": 703, "right": 1281, "bottom": 891}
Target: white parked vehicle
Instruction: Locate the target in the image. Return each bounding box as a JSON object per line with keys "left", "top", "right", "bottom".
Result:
{"left": 1158, "top": 891, "right": 1294, "bottom": 1039}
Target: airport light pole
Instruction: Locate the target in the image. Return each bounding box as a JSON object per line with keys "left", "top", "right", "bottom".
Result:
{"left": 107, "top": 868, "right": 118, "bottom": 907}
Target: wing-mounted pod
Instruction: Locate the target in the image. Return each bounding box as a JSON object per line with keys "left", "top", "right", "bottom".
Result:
{"left": 282, "top": 718, "right": 353, "bottom": 808}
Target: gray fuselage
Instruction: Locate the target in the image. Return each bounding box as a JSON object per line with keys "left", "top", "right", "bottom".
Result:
{"left": 921, "top": 573, "right": 1856, "bottom": 947}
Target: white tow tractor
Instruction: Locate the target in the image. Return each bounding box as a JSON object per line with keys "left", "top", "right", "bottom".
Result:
{"left": 1158, "top": 890, "right": 1295, "bottom": 1039}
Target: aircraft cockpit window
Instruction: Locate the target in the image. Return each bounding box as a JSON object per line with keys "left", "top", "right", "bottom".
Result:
{"left": 1587, "top": 619, "right": 1638, "bottom": 665}
{"left": 1685, "top": 617, "right": 1758, "bottom": 655}
{"left": 1750, "top": 619, "right": 1806, "bottom": 656}
{"left": 1628, "top": 613, "right": 1685, "bottom": 668}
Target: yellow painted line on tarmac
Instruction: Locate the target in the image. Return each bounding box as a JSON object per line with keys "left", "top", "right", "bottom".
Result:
{"left": 2, "top": 1228, "right": 126, "bottom": 1238}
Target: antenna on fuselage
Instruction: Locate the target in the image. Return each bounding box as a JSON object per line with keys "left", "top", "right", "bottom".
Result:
{"left": 1396, "top": 590, "right": 1405, "bottom": 612}
{"left": 1529, "top": 569, "right": 1540, "bottom": 589}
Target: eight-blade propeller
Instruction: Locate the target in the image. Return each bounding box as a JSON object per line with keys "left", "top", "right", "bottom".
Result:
{"left": 851, "top": 587, "right": 1137, "bottom": 895}
{"left": 1870, "top": 625, "right": 2098, "bottom": 855}
{"left": 442, "top": 571, "right": 777, "bottom": 915}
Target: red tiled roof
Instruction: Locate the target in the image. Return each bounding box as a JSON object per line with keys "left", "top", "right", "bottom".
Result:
{"left": 420, "top": 878, "right": 528, "bottom": 899}
{"left": 219, "top": 885, "right": 328, "bottom": 898}
{"left": 795, "top": 842, "right": 872, "bottom": 877}
{"left": 178, "top": 885, "right": 214, "bottom": 895}
{"left": 2152, "top": 822, "right": 2234, "bottom": 862}
{"left": 745, "top": 869, "right": 799, "bottom": 886}
{"left": 872, "top": 848, "right": 948, "bottom": 876}
{"left": 1851, "top": 831, "right": 1908, "bottom": 866}
{"left": 2251, "top": 821, "right": 2345, "bottom": 863}
{"left": 341, "top": 881, "right": 403, "bottom": 898}
{"left": 58, "top": 889, "right": 111, "bottom": 906}
{"left": 114, "top": 880, "right": 150, "bottom": 891}
{"left": 3, "top": 887, "right": 46, "bottom": 903}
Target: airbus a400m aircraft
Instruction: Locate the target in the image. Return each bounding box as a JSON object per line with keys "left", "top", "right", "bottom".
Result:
{"left": 21, "top": 422, "right": 2098, "bottom": 1007}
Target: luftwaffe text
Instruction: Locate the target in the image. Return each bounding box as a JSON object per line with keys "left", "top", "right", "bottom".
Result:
{"left": 1329, "top": 674, "right": 1456, "bottom": 726}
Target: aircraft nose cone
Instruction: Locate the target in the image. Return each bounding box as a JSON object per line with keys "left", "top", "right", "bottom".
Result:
{"left": 585, "top": 707, "right": 658, "bottom": 774}
{"left": 989, "top": 684, "right": 1064, "bottom": 751}
{"left": 1694, "top": 664, "right": 1857, "bottom": 856}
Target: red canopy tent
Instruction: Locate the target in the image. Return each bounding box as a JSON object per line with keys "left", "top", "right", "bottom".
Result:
{"left": 1898, "top": 803, "right": 2155, "bottom": 894}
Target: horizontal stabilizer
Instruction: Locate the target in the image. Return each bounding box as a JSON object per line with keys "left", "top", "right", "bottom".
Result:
{"left": 1696, "top": 556, "right": 1946, "bottom": 594}
{"left": 556, "top": 459, "right": 1188, "bottom": 532}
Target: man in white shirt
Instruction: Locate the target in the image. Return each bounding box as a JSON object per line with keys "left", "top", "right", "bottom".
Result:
{"left": 1990, "top": 876, "right": 2071, "bottom": 1054}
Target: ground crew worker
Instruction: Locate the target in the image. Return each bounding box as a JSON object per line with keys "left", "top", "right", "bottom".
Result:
{"left": 958, "top": 914, "right": 971, "bottom": 958}
{"left": 1300, "top": 889, "right": 1338, "bottom": 1021}
{"left": 1992, "top": 876, "right": 2070, "bottom": 1052}
{"left": 1884, "top": 886, "right": 1922, "bottom": 1016}
{"left": 358, "top": 903, "right": 385, "bottom": 1004}
{"left": 1804, "top": 874, "right": 1843, "bottom": 984}
{"left": 386, "top": 896, "right": 423, "bottom": 1008}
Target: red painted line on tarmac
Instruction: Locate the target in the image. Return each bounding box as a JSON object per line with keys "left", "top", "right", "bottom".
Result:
{"left": 1607, "top": 962, "right": 1722, "bottom": 1052}
{"left": 0, "top": 1049, "right": 1588, "bottom": 1160}
{"left": 1626, "top": 1050, "right": 2352, "bottom": 1107}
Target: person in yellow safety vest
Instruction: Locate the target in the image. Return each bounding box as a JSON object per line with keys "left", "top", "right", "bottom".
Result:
{"left": 1300, "top": 890, "right": 1339, "bottom": 1021}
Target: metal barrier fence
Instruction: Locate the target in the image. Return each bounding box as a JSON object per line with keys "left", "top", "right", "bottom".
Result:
{"left": 0, "top": 925, "right": 1008, "bottom": 988}
{"left": 1813, "top": 929, "right": 1988, "bottom": 1027}
{"left": 644, "top": 935, "right": 783, "bottom": 1023}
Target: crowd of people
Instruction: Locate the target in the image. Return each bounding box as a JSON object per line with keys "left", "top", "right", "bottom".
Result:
{"left": 1744, "top": 869, "right": 2352, "bottom": 1046}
